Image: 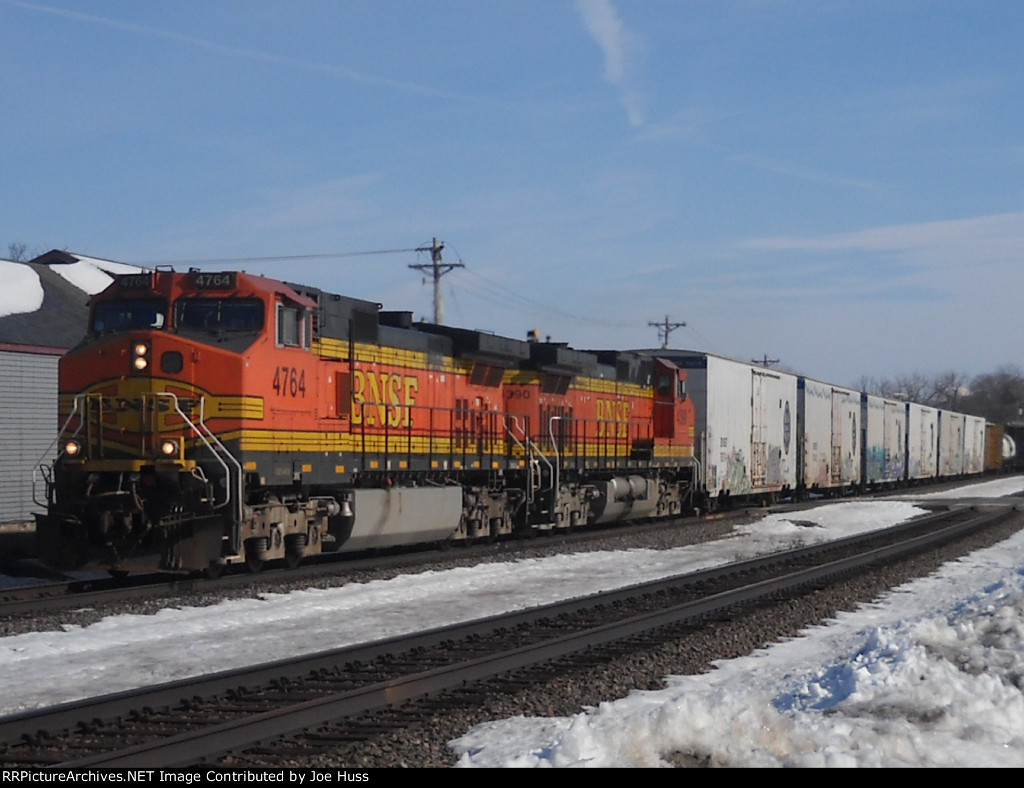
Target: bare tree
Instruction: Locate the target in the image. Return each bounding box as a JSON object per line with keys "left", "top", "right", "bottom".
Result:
{"left": 854, "top": 369, "right": 971, "bottom": 409}
{"left": 963, "top": 365, "right": 1024, "bottom": 423}
{"left": 6, "top": 242, "right": 28, "bottom": 262}
{"left": 885, "top": 373, "right": 933, "bottom": 404}
{"left": 925, "top": 370, "right": 972, "bottom": 410}
{"left": 850, "top": 374, "right": 881, "bottom": 395}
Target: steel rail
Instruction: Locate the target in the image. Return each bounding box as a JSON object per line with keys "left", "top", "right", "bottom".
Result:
{"left": 40, "top": 504, "right": 1017, "bottom": 768}
{"left": 0, "top": 505, "right": 973, "bottom": 744}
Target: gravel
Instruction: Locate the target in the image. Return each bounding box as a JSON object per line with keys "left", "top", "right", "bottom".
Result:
{"left": 6, "top": 508, "right": 1022, "bottom": 768}
{"left": 0, "top": 516, "right": 740, "bottom": 637}
{"left": 314, "top": 513, "right": 1023, "bottom": 769}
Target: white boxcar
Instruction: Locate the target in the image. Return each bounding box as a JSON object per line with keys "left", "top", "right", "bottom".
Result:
{"left": 907, "top": 402, "right": 938, "bottom": 481}
{"left": 938, "top": 410, "right": 966, "bottom": 477}
{"left": 667, "top": 352, "right": 797, "bottom": 502}
{"left": 965, "top": 415, "right": 987, "bottom": 475}
{"left": 797, "top": 378, "right": 861, "bottom": 494}
{"left": 861, "top": 393, "right": 907, "bottom": 487}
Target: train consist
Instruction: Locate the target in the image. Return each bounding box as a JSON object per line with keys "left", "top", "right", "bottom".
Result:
{"left": 34, "top": 269, "right": 1004, "bottom": 574}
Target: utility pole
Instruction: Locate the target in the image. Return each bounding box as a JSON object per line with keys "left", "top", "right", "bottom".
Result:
{"left": 649, "top": 315, "right": 686, "bottom": 349}
{"left": 409, "top": 238, "right": 463, "bottom": 324}
{"left": 752, "top": 354, "right": 780, "bottom": 368}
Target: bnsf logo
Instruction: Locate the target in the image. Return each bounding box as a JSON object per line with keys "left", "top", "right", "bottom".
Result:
{"left": 596, "top": 399, "right": 632, "bottom": 438}
{"left": 86, "top": 397, "right": 202, "bottom": 413}
{"left": 351, "top": 370, "right": 419, "bottom": 428}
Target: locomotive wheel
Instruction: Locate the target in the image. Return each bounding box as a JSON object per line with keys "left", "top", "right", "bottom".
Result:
{"left": 245, "top": 536, "right": 270, "bottom": 573}
{"left": 285, "top": 533, "right": 308, "bottom": 569}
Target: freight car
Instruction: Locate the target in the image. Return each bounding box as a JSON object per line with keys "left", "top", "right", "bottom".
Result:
{"left": 34, "top": 268, "right": 995, "bottom": 575}
{"left": 797, "top": 377, "right": 860, "bottom": 497}
{"left": 861, "top": 393, "right": 907, "bottom": 489}
{"left": 646, "top": 352, "right": 798, "bottom": 507}
{"left": 35, "top": 269, "right": 699, "bottom": 574}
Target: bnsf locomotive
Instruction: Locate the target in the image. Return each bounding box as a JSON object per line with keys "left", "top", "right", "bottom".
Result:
{"left": 36, "top": 269, "right": 700, "bottom": 574}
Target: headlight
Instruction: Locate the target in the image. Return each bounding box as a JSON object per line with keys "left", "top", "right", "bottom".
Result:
{"left": 132, "top": 342, "right": 150, "bottom": 371}
{"left": 64, "top": 440, "right": 81, "bottom": 457}
{"left": 160, "top": 439, "right": 179, "bottom": 457}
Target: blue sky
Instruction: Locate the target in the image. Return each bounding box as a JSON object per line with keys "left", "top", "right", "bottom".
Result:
{"left": 3, "top": 1, "right": 1023, "bottom": 386}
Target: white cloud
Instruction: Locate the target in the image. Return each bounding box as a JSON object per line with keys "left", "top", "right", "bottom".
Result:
{"left": 575, "top": 0, "right": 645, "bottom": 125}
{"left": 741, "top": 211, "right": 1024, "bottom": 265}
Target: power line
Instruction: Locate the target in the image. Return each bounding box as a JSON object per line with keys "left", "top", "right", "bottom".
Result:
{"left": 137, "top": 242, "right": 640, "bottom": 332}
{"left": 450, "top": 268, "right": 635, "bottom": 328}
{"left": 408, "top": 238, "right": 463, "bottom": 324}
{"left": 138, "top": 248, "right": 420, "bottom": 266}
{"left": 647, "top": 315, "right": 688, "bottom": 347}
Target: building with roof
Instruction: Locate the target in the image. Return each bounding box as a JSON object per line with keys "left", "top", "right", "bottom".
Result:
{"left": 0, "top": 251, "right": 138, "bottom": 525}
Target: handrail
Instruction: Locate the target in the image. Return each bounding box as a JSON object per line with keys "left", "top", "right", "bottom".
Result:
{"left": 506, "top": 414, "right": 554, "bottom": 510}
{"left": 548, "top": 416, "right": 563, "bottom": 516}
{"left": 154, "top": 393, "right": 243, "bottom": 526}
{"left": 32, "top": 396, "right": 83, "bottom": 508}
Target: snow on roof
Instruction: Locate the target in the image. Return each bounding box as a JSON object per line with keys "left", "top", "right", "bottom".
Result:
{"left": 0, "top": 259, "right": 44, "bottom": 319}
{"left": 0, "top": 252, "right": 147, "bottom": 346}
{"left": 43, "top": 253, "right": 147, "bottom": 296}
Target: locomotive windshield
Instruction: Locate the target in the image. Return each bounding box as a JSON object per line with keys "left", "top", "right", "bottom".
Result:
{"left": 175, "top": 298, "right": 264, "bottom": 332}
{"left": 92, "top": 300, "right": 167, "bottom": 333}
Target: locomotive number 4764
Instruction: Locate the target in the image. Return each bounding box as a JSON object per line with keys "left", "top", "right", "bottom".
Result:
{"left": 272, "top": 366, "right": 306, "bottom": 397}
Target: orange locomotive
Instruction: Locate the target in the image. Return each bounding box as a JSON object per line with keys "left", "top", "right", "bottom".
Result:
{"left": 36, "top": 269, "right": 698, "bottom": 574}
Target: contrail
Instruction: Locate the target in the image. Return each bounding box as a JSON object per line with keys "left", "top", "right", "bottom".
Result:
{"left": 2, "top": 0, "right": 489, "bottom": 103}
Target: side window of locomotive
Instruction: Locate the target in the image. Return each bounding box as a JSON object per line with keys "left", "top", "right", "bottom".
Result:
{"left": 541, "top": 375, "right": 571, "bottom": 395}
{"left": 470, "top": 363, "right": 504, "bottom": 387}
{"left": 92, "top": 300, "right": 167, "bottom": 334}
{"left": 277, "top": 303, "right": 310, "bottom": 349}
{"left": 176, "top": 298, "right": 263, "bottom": 332}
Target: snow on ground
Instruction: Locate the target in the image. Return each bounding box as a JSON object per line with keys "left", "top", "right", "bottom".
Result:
{"left": 0, "top": 261, "right": 44, "bottom": 319}
{"left": 453, "top": 531, "right": 1024, "bottom": 767}
{"left": 1, "top": 476, "right": 1023, "bottom": 767}
{"left": 0, "top": 499, "right": 931, "bottom": 716}
{"left": 452, "top": 477, "right": 1024, "bottom": 768}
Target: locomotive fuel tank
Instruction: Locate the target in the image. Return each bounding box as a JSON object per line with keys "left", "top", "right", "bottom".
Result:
{"left": 588, "top": 475, "right": 658, "bottom": 524}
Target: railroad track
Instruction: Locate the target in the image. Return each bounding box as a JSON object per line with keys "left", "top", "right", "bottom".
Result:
{"left": 0, "top": 508, "right": 741, "bottom": 621}
{"left": 0, "top": 481, "right": 993, "bottom": 617}
{"left": 1, "top": 502, "right": 1018, "bottom": 768}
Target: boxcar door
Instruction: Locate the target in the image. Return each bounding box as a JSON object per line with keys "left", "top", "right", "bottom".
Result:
{"left": 750, "top": 371, "right": 768, "bottom": 487}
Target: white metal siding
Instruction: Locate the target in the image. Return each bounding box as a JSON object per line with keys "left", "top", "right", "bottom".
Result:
{"left": 698, "top": 355, "right": 796, "bottom": 498}
{"left": 0, "top": 350, "right": 58, "bottom": 523}
{"left": 907, "top": 403, "right": 938, "bottom": 480}
{"left": 800, "top": 379, "right": 861, "bottom": 491}
{"left": 938, "top": 410, "right": 966, "bottom": 477}
{"left": 862, "top": 394, "right": 906, "bottom": 486}
{"left": 965, "top": 416, "right": 986, "bottom": 475}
